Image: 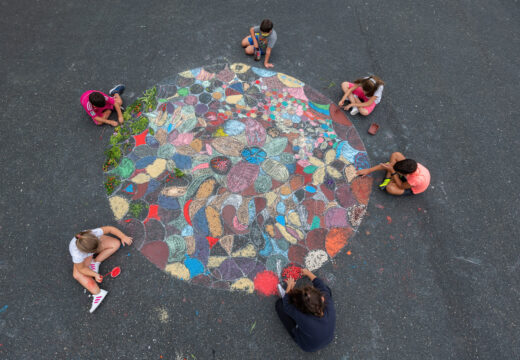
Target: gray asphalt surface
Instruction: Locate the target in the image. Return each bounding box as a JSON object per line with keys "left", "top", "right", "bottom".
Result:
{"left": 1, "top": 0, "right": 519, "bottom": 359}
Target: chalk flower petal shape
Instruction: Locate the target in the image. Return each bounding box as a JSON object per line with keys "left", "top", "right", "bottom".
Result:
{"left": 103, "top": 64, "right": 371, "bottom": 295}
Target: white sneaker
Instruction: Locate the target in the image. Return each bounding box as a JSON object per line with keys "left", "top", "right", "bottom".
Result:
{"left": 277, "top": 284, "right": 286, "bottom": 298}
{"left": 350, "top": 107, "right": 359, "bottom": 115}
{"left": 89, "top": 289, "right": 108, "bottom": 313}
{"left": 89, "top": 261, "right": 100, "bottom": 273}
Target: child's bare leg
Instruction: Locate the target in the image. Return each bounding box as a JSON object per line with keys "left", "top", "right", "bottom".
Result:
{"left": 113, "top": 94, "right": 123, "bottom": 106}
{"left": 94, "top": 235, "right": 121, "bottom": 263}
{"left": 73, "top": 267, "right": 100, "bottom": 295}
{"left": 241, "top": 36, "right": 255, "bottom": 55}
{"left": 339, "top": 82, "right": 351, "bottom": 105}
{"left": 385, "top": 182, "right": 405, "bottom": 196}
{"left": 359, "top": 107, "right": 370, "bottom": 116}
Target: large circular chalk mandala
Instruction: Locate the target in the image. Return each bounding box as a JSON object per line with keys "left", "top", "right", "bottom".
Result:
{"left": 103, "top": 63, "right": 373, "bottom": 295}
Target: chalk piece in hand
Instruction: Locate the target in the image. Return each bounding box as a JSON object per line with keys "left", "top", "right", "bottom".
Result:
{"left": 368, "top": 123, "right": 379, "bottom": 135}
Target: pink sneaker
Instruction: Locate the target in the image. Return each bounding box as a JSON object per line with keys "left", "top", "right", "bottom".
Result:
{"left": 89, "top": 289, "right": 108, "bottom": 313}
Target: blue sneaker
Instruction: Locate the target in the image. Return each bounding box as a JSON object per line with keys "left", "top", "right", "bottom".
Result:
{"left": 109, "top": 84, "right": 125, "bottom": 96}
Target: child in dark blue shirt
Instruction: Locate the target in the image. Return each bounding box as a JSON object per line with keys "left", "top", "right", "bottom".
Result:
{"left": 275, "top": 269, "right": 336, "bottom": 352}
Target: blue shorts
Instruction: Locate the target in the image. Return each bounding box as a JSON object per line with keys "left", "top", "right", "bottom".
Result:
{"left": 248, "top": 36, "right": 266, "bottom": 55}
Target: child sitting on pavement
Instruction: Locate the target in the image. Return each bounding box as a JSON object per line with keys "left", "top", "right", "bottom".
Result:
{"left": 357, "top": 152, "right": 430, "bottom": 195}
{"left": 80, "top": 84, "right": 125, "bottom": 126}
{"left": 339, "top": 76, "right": 384, "bottom": 116}
{"left": 69, "top": 225, "right": 132, "bottom": 313}
{"left": 241, "top": 19, "right": 277, "bottom": 68}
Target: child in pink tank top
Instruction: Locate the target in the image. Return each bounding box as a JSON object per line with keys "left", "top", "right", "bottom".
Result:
{"left": 80, "top": 84, "right": 125, "bottom": 126}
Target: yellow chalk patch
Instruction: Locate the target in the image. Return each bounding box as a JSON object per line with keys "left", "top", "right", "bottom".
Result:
{"left": 109, "top": 196, "right": 129, "bottom": 220}
{"left": 146, "top": 158, "right": 167, "bottom": 178}
{"left": 232, "top": 244, "right": 257, "bottom": 257}
{"left": 155, "top": 307, "right": 169, "bottom": 323}
{"left": 165, "top": 262, "right": 191, "bottom": 280}
{"left": 345, "top": 164, "right": 357, "bottom": 183}
{"left": 214, "top": 127, "right": 228, "bottom": 137}
{"left": 230, "top": 63, "right": 250, "bottom": 73}
{"left": 287, "top": 212, "right": 302, "bottom": 227}
{"left": 179, "top": 70, "right": 195, "bottom": 78}
{"left": 277, "top": 73, "right": 305, "bottom": 88}
{"left": 275, "top": 223, "right": 297, "bottom": 244}
{"left": 207, "top": 256, "right": 227, "bottom": 268}
{"left": 231, "top": 278, "right": 254, "bottom": 293}
{"left": 185, "top": 236, "right": 196, "bottom": 255}
{"left": 265, "top": 192, "right": 278, "bottom": 208}
{"left": 226, "top": 94, "right": 243, "bottom": 104}
{"left": 131, "top": 173, "right": 151, "bottom": 184}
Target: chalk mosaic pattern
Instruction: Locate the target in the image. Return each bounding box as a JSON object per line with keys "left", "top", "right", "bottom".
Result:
{"left": 105, "top": 63, "right": 373, "bottom": 295}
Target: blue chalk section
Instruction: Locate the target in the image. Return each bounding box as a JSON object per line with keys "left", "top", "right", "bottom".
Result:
{"left": 167, "top": 124, "right": 173, "bottom": 133}
{"left": 158, "top": 195, "right": 180, "bottom": 210}
{"left": 248, "top": 199, "right": 256, "bottom": 224}
{"left": 172, "top": 153, "right": 192, "bottom": 169}
{"left": 181, "top": 225, "right": 194, "bottom": 236}
{"left": 229, "top": 82, "right": 244, "bottom": 93}
{"left": 285, "top": 163, "right": 296, "bottom": 174}
{"left": 276, "top": 202, "right": 286, "bottom": 214}
{"left": 146, "top": 135, "right": 159, "bottom": 147}
{"left": 305, "top": 185, "right": 317, "bottom": 193}
{"left": 184, "top": 255, "right": 204, "bottom": 278}
{"left": 336, "top": 141, "right": 359, "bottom": 163}
{"left": 192, "top": 208, "right": 210, "bottom": 236}
{"left": 127, "top": 152, "right": 139, "bottom": 162}
{"left": 308, "top": 102, "right": 330, "bottom": 115}
{"left": 145, "top": 179, "right": 161, "bottom": 195}
{"left": 124, "top": 184, "right": 135, "bottom": 193}
{"left": 251, "top": 67, "right": 277, "bottom": 77}
{"left": 259, "top": 232, "right": 273, "bottom": 257}
{"left": 224, "top": 120, "right": 245, "bottom": 136}
{"left": 190, "top": 67, "right": 201, "bottom": 77}
{"left": 135, "top": 156, "right": 157, "bottom": 169}
{"left": 276, "top": 215, "right": 286, "bottom": 226}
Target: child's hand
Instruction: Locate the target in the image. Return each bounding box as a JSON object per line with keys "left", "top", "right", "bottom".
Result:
{"left": 356, "top": 168, "right": 370, "bottom": 177}
{"left": 95, "top": 274, "right": 103, "bottom": 283}
{"left": 264, "top": 62, "right": 274, "bottom": 68}
{"left": 121, "top": 235, "right": 133, "bottom": 246}
{"left": 109, "top": 120, "right": 118, "bottom": 127}
{"left": 118, "top": 116, "right": 124, "bottom": 124}
{"left": 344, "top": 104, "right": 353, "bottom": 111}
{"left": 338, "top": 100, "right": 345, "bottom": 106}
{"left": 286, "top": 277, "right": 296, "bottom": 292}
{"left": 301, "top": 269, "right": 312, "bottom": 277}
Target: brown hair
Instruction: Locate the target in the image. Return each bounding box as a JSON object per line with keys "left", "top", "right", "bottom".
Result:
{"left": 260, "top": 19, "right": 273, "bottom": 33}
{"left": 354, "top": 75, "right": 385, "bottom": 98}
{"left": 288, "top": 285, "right": 325, "bottom": 317}
{"left": 75, "top": 230, "right": 100, "bottom": 253}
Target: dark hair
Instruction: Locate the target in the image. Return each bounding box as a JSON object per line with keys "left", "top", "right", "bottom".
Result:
{"left": 288, "top": 285, "right": 325, "bottom": 317}
{"left": 260, "top": 19, "right": 273, "bottom": 33}
{"left": 394, "top": 159, "right": 417, "bottom": 174}
{"left": 353, "top": 75, "right": 385, "bottom": 97}
{"left": 89, "top": 92, "right": 106, "bottom": 107}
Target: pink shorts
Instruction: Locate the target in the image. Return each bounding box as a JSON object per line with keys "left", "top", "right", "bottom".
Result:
{"left": 347, "top": 82, "right": 376, "bottom": 115}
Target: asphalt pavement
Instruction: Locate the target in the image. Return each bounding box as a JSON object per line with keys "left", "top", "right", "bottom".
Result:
{"left": 0, "top": 0, "right": 519, "bottom": 359}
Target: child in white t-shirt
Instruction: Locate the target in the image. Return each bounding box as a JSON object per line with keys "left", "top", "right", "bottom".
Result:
{"left": 339, "top": 76, "right": 385, "bottom": 116}
{"left": 69, "top": 226, "right": 132, "bottom": 313}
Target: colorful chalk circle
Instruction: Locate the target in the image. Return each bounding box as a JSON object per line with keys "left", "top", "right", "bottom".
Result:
{"left": 104, "top": 62, "right": 372, "bottom": 295}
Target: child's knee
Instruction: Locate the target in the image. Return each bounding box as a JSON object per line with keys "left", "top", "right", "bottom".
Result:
{"left": 244, "top": 46, "right": 254, "bottom": 55}
{"left": 341, "top": 82, "right": 350, "bottom": 91}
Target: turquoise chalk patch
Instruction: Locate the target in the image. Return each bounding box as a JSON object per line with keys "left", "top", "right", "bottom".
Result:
{"left": 310, "top": 216, "right": 321, "bottom": 230}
